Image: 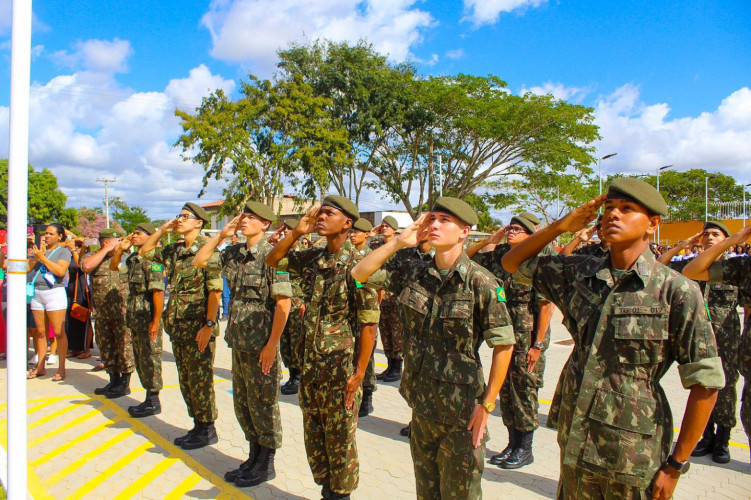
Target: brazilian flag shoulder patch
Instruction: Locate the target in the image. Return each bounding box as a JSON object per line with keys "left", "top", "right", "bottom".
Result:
{"left": 151, "top": 263, "right": 163, "bottom": 272}
{"left": 355, "top": 280, "right": 364, "bottom": 289}
{"left": 276, "top": 270, "right": 289, "bottom": 274}
{"left": 496, "top": 287, "right": 507, "bottom": 302}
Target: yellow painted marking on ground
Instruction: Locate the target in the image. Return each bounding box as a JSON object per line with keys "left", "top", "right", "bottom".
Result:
{"left": 0, "top": 397, "right": 68, "bottom": 426}
{"left": 28, "top": 400, "right": 95, "bottom": 430}
{"left": 111, "top": 455, "right": 180, "bottom": 500}
{"left": 98, "top": 397, "right": 252, "bottom": 499}
{"left": 539, "top": 398, "right": 552, "bottom": 405}
{"left": 45, "top": 428, "right": 135, "bottom": 486}
{"left": 27, "top": 462, "right": 56, "bottom": 500}
{"left": 28, "top": 408, "right": 102, "bottom": 448}
{"left": 30, "top": 418, "right": 123, "bottom": 466}
{"left": 64, "top": 442, "right": 152, "bottom": 500}
{"left": 163, "top": 473, "right": 203, "bottom": 499}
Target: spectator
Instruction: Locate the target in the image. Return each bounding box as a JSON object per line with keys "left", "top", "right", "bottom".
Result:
{"left": 65, "top": 236, "right": 91, "bottom": 358}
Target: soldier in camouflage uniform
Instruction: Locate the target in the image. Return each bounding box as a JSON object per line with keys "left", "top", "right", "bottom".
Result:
{"left": 139, "top": 202, "right": 223, "bottom": 450}
{"left": 81, "top": 229, "right": 135, "bottom": 399}
{"left": 266, "top": 196, "right": 379, "bottom": 500}
{"left": 659, "top": 221, "right": 740, "bottom": 463}
{"left": 561, "top": 216, "right": 610, "bottom": 258}
{"left": 193, "top": 201, "right": 292, "bottom": 487}
{"left": 502, "top": 178, "right": 725, "bottom": 500}
{"left": 110, "top": 223, "right": 165, "bottom": 417}
{"left": 681, "top": 223, "right": 751, "bottom": 465}
{"left": 353, "top": 197, "right": 515, "bottom": 499}
{"left": 467, "top": 215, "right": 554, "bottom": 470}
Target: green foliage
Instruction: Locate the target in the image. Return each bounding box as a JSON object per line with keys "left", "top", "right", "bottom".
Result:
{"left": 111, "top": 197, "right": 151, "bottom": 233}
{"left": 464, "top": 193, "right": 502, "bottom": 232}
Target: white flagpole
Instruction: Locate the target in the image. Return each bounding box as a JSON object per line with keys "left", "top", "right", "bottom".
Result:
{"left": 6, "top": 0, "right": 33, "bottom": 497}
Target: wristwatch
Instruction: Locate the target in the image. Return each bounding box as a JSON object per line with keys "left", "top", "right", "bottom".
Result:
{"left": 205, "top": 319, "right": 216, "bottom": 328}
{"left": 665, "top": 455, "right": 690, "bottom": 474}
{"left": 532, "top": 341, "right": 545, "bottom": 349}
{"left": 481, "top": 401, "right": 496, "bottom": 413}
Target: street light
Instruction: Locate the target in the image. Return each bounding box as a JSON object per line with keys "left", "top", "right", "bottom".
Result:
{"left": 744, "top": 183, "right": 751, "bottom": 227}
{"left": 656, "top": 165, "right": 674, "bottom": 244}
{"left": 597, "top": 153, "right": 618, "bottom": 196}
{"left": 705, "top": 175, "right": 717, "bottom": 223}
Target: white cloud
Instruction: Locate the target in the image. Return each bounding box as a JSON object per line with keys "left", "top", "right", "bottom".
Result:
{"left": 594, "top": 84, "right": 751, "bottom": 183}
{"left": 201, "top": 0, "right": 435, "bottom": 72}
{"left": 51, "top": 38, "right": 133, "bottom": 74}
{"left": 445, "top": 48, "right": 465, "bottom": 60}
{"left": 520, "top": 81, "right": 592, "bottom": 103}
{"left": 463, "top": 0, "right": 547, "bottom": 27}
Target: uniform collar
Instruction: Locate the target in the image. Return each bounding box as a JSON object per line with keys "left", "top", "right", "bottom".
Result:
{"left": 428, "top": 251, "right": 470, "bottom": 283}
{"left": 239, "top": 238, "right": 269, "bottom": 257}
{"left": 589, "top": 247, "right": 655, "bottom": 287}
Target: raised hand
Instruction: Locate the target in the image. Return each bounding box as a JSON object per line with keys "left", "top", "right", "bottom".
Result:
{"left": 558, "top": 195, "right": 606, "bottom": 234}
{"left": 397, "top": 214, "right": 429, "bottom": 248}
{"left": 294, "top": 206, "right": 320, "bottom": 236}
{"left": 488, "top": 226, "right": 507, "bottom": 245}
{"left": 160, "top": 218, "right": 178, "bottom": 233}
{"left": 220, "top": 213, "right": 243, "bottom": 239}
{"left": 119, "top": 234, "right": 134, "bottom": 251}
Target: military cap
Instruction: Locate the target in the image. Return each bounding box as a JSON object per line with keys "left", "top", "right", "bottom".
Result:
{"left": 704, "top": 220, "right": 730, "bottom": 237}
{"left": 182, "top": 202, "right": 210, "bottom": 224}
{"left": 382, "top": 215, "right": 399, "bottom": 230}
{"left": 283, "top": 218, "right": 299, "bottom": 230}
{"left": 134, "top": 222, "right": 157, "bottom": 235}
{"left": 606, "top": 178, "right": 668, "bottom": 216}
{"left": 431, "top": 197, "right": 478, "bottom": 226}
{"left": 353, "top": 218, "right": 374, "bottom": 232}
{"left": 321, "top": 195, "right": 359, "bottom": 221}
{"left": 518, "top": 212, "right": 540, "bottom": 225}
{"left": 510, "top": 215, "right": 536, "bottom": 235}
{"left": 243, "top": 200, "right": 277, "bottom": 222}
{"left": 99, "top": 228, "right": 122, "bottom": 239}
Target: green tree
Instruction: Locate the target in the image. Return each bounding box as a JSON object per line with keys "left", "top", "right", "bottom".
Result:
{"left": 0, "top": 159, "right": 78, "bottom": 230}
{"left": 110, "top": 197, "right": 150, "bottom": 233}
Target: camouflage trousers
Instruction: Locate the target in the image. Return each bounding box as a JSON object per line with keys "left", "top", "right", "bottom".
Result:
{"left": 172, "top": 338, "right": 217, "bottom": 423}
{"left": 558, "top": 463, "right": 651, "bottom": 500}
{"left": 95, "top": 310, "right": 134, "bottom": 374}
{"left": 378, "top": 300, "right": 403, "bottom": 360}
{"left": 299, "top": 377, "right": 361, "bottom": 494}
{"left": 232, "top": 349, "right": 282, "bottom": 449}
{"left": 355, "top": 328, "right": 376, "bottom": 393}
{"left": 709, "top": 329, "right": 740, "bottom": 428}
{"left": 741, "top": 379, "right": 751, "bottom": 459}
{"left": 410, "top": 412, "right": 487, "bottom": 500}
{"left": 131, "top": 323, "right": 163, "bottom": 392}
{"left": 500, "top": 330, "right": 550, "bottom": 432}
{"left": 280, "top": 298, "right": 304, "bottom": 372}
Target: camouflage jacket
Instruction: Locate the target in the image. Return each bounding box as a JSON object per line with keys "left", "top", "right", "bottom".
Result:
{"left": 146, "top": 235, "right": 223, "bottom": 340}
{"left": 84, "top": 253, "right": 129, "bottom": 317}
{"left": 221, "top": 239, "right": 292, "bottom": 352}
{"left": 124, "top": 252, "right": 165, "bottom": 319}
{"left": 516, "top": 248, "right": 724, "bottom": 487}
{"left": 379, "top": 251, "right": 515, "bottom": 426}
{"left": 286, "top": 240, "right": 380, "bottom": 382}
{"left": 708, "top": 255, "right": 751, "bottom": 377}
{"left": 574, "top": 243, "right": 609, "bottom": 259}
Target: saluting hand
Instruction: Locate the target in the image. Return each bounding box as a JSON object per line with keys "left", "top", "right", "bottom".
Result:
{"left": 220, "top": 213, "right": 243, "bottom": 239}
{"left": 726, "top": 225, "right": 751, "bottom": 246}
{"left": 397, "top": 214, "right": 429, "bottom": 248}
{"left": 294, "top": 206, "right": 320, "bottom": 236}
{"left": 160, "top": 218, "right": 178, "bottom": 233}
{"left": 558, "top": 195, "right": 606, "bottom": 234}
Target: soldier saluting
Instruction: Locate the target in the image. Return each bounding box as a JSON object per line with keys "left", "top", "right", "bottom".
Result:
{"left": 502, "top": 178, "right": 725, "bottom": 499}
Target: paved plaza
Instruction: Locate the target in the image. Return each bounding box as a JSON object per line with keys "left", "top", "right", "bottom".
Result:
{"left": 1, "top": 308, "right": 750, "bottom": 499}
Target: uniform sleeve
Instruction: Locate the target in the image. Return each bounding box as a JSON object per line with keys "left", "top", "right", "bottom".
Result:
{"left": 379, "top": 252, "right": 417, "bottom": 296}
{"left": 143, "top": 246, "right": 164, "bottom": 264}
{"left": 204, "top": 251, "right": 224, "bottom": 293}
{"left": 671, "top": 278, "right": 726, "bottom": 389}
{"left": 269, "top": 268, "right": 292, "bottom": 298}
{"left": 475, "top": 272, "right": 515, "bottom": 347}
{"left": 515, "top": 255, "right": 575, "bottom": 310}
{"left": 351, "top": 269, "right": 380, "bottom": 324}
{"left": 146, "top": 260, "right": 165, "bottom": 292}
{"left": 708, "top": 257, "right": 751, "bottom": 296}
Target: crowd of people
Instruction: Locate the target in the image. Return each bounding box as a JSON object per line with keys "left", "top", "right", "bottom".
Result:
{"left": 2, "top": 176, "right": 750, "bottom": 499}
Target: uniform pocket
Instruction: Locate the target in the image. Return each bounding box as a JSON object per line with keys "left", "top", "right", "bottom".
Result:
{"left": 241, "top": 273, "right": 265, "bottom": 300}
{"left": 613, "top": 311, "right": 669, "bottom": 364}
{"left": 426, "top": 352, "right": 481, "bottom": 423}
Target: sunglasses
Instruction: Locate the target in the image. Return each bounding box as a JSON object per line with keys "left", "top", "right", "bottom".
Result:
{"left": 176, "top": 213, "right": 198, "bottom": 220}
{"left": 505, "top": 226, "right": 525, "bottom": 234}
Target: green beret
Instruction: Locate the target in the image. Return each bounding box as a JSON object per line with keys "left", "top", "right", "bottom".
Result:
{"left": 99, "top": 228, "right": 122, "bottom": 239}
{"left": 432, "top": 197, "right": 478, "bottom": 226}
{"left": 518, "top": 212, "right": 540, "bottom": 225}
{"left": 510, "top": 215, "right": 536, "bottom": 235}
{"left": 243, "top": 201, "right": 277, "bottom": 222}
{"left": 381, "top": 216, "right": 399, "bottom": 230}
{"left": 321, "top": 195, "right": 359, "bottom": 221}
{"left": 704, "top": 220, "right": 730, "bottom": 237}
{"left": 283, "top": 218, "right": 299, "bottom": 230}
{"left": 606, "top": 178, "right": 668, "bottom": 216}
{"left": 135, "top": 223, "right": 157, "bottom": 235}
{"left": 182, "top": 202, "right": 210, "bottom": 224}
{"left": 353, "top": 218, "right": 373, "bottom": 232}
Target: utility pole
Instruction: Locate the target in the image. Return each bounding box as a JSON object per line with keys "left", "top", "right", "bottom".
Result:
{"left": 655, "top": 165, "right": 674, "bottom": 245}
{"left": 97, "top": 178, "right": 116, "bottom": 229}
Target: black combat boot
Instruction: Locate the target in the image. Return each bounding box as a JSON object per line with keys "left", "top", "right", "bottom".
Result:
{"left": 329, "top": 491, "right": 351, "bottom": 499}
{"left": 180, "top": 421, "right": 218, "bottom": 450}
{"left": 359, "top": 389, "right": 374, "bottom": 417}
{"left": 400, "top": 423, "right": 411, "bottom": 438}
{"left": 382, "top": 359, "right": 402, "bottom": 383}
{"left": 174, "top": 421, "right": 199, "bottom": 446}
{"left": 501, "top": 430, "right": 534, "bottom": 469}
{"left": 235, "top": 446, "right": 276, "bottom": 487}
{"left": 94, "top": 372, "right": 117, "bottom": 395}
{"left": 105, "top": 372, "right": 131, "bottom": 399}
{"left": 712, "top": 425, "right": 731, "bottom": 464}
{"left": 281, "top": 368, "right": 301, "bottom": 395}
{"left": 376, "top": 359, "right": 393, "bottom": 381}
{"left": 691, "top": 421, "right": 715, "bottom": 457}
{"left": 128, "top": 391, "right": 161, "bottom": 418}
{"left": 490, "top": 427, "right": 519, "bottom": 465}
{"left": 225, "top": 441, "right": 261, "bottom": 482}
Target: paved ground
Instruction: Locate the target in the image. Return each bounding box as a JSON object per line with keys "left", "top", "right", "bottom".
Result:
{"left": 1, "top": 308, "right": 750, "bottom": 499}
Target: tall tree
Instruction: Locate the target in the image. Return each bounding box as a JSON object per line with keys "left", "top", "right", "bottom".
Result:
{"left": 110, "top": 197, "right": 150, "bottom": 233}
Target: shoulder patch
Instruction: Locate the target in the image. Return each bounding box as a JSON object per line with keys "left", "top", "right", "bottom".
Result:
{"left": 496, "top": 287, "right": 507, "bottom": 302}
{"left": 151, "top": 263, "right": 163, "bottom": 272}
{"left": 355, "top": 280, "right": 364, "bottom": 289}
{"left": 276, "top": 270, "right": 289, "bottom": 274}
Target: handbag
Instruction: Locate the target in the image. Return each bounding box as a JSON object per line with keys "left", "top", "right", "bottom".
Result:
{"left": 69, "top": 273, "right": 90, "bottom": 322}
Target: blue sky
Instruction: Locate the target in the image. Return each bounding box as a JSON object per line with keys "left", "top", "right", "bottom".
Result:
{"left": 1, "top": 0, "right": 750, "bottom": 219}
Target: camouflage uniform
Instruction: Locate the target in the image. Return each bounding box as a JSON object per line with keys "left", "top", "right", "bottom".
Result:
{"left": 124, "top": 253, "right": 165, "bottom": 392}
{"left": 146, "top": 235, "right": 223, "bottom": 423}
{"left": 354, "top": 245, "right": 377, "bottom": 393}
{"left": 285, "top": 241, "right": 380, "bottom": 495}
{"left": 515, "top": 249, "right": 724, "bottom": 497}
{"left": 86, "top": 253, "right": 134, "bottom": 374}
{"left": 574, "top": 243, "right": 609, "bottom": 259}
{"left": 473, "top": 246, "right": 551, "bottom": 432}
{"left": 279, "top": 241, "right": 307, "bottom": 374}
{"left": 379, "top": 291, "right": 403, "bottom": 360}
{"left": 221, "top": 240, "right": 292, "bottom": 449}
{"left": 379, "top": 251, "right": 515, "bottom": 499}
{"left": 670, "top": 256, "right": 741, "bottom": 428}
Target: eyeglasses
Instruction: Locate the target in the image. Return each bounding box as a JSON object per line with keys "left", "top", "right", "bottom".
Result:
{"left": 176, "top": 213, "right": 198, "bottom": 220}
{"left": 505, "top": 226, "right": 525, "bottom": 234}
